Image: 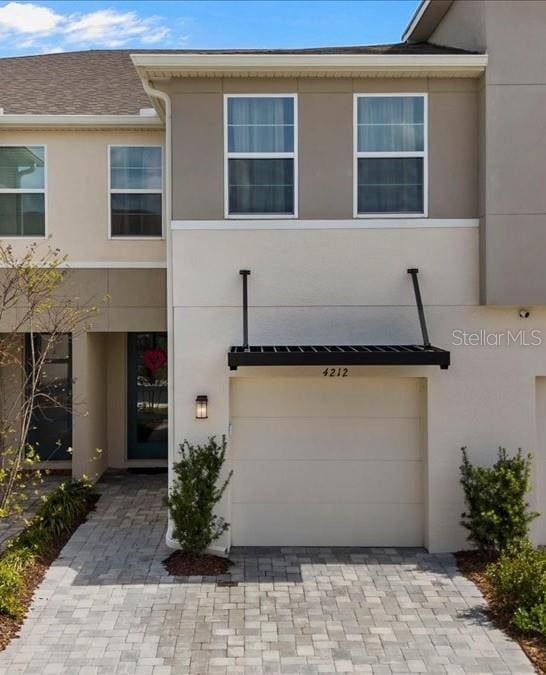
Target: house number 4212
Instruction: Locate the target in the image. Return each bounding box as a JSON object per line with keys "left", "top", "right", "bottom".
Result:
{"left": 322, "top": 368, "right": 349, "bottom": 377}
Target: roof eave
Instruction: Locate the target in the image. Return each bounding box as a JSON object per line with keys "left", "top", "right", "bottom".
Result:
{"left": 402, "top": 0, "right": 454, "bottom": 43}
{"left": 131, "top": 52, "right": 487, "bottom": 80}
{"left": 0, "top": 113, "right": 164, "bottom": 129}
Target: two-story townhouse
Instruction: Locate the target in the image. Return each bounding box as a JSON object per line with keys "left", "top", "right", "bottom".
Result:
{"left": 3, "top": 0, "right": 546, "bottom": 554}
{"left": 0, "top": 51, "right": 169, "bottom": 477}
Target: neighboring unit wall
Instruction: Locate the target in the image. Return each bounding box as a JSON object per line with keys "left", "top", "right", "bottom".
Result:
{"left": 0, "top": 268, "right": 167, "bottom": 479}
{"left": 0, "top": 128, "right": 166, "bottom": 264}
{"left": 432, "top": 0, "right": 546, "bottom": 305}
{"left": 430, "top": 0, "right": 486, "bottom": 53}
{"left": 56, "top": 268, "right": 167, "bottom": 332}
{"left": 162, "top": 76, "right": 479, "bottom": 221}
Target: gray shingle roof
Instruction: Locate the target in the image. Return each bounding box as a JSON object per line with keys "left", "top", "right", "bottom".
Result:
{"left": 0, "top": 44, "right": 478, "bottom": 116}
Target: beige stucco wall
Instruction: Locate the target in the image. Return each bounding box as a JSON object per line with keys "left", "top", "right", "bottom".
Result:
{"left": 72, "top": 332, "right": 108, "bottom": 479}
{"left": 0, "top": 268, "right": 167, "bottom": 334}
{"left": 0, "top": 128, "right": 166, "bottom": 263}
{"left": 161, "top": 76, "right": 479, "bottom": 221}
{"left": 170, "top": 222, "right": 546, "bottom": 552}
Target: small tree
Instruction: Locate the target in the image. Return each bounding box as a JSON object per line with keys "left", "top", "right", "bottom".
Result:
{"left": 460, "top": 447, "right": 539, "bottom": 555}
{"left": 165, "top": 436, "right": 233, "bottom": 556}
{"left": 0, "top": 242, "right": 102, "bottom": 517}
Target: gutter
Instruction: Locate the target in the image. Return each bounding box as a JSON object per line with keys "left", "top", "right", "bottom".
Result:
{"left": 131, "top": 52, "right": 487, "bottom": 79}
{"left": 0, "top": 114, "right": 163, "bottom": 128}
{"left": 139, "top": 78, "right": 176, "bottom": 549}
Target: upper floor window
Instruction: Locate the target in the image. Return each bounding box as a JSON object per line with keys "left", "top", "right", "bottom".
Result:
{"left": 0, "top": 146, "right": 45, "bottom": 236}
{"left": 109, "top": 146, "right": 162, "bottom": 237}
{"left": 355, "top": 94, "right": 426, "bottom": 217}
{"left": 225, "top": 95, "right": 297, "bottom": 217}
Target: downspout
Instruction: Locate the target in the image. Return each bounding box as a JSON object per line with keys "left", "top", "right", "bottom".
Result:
{"left": 140, "top": 79, "right": 176, "bottom": 547}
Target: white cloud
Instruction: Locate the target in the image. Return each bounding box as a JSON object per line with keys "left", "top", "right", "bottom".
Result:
{"left": 64, "top": 9, "right": 170, "bottom": 48}
{"left": 0, "top": 1, "right": 62, "bottom": 35}
{"left": 0, "top": 1, "right": 178, "bottom": 53}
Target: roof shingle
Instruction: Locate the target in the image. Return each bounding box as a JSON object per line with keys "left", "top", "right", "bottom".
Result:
{"left": 0, "top": 44, "right": 479, "bottom": 116}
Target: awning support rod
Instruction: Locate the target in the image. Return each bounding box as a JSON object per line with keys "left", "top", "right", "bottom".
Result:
{"left": 407, "top": 268, "right": 431, "bottom": 348}
{"left": 239, "top": 269, "right": 251, "bottom": 350}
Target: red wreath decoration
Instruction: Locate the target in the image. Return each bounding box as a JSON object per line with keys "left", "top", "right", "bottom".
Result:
{"left": 142, "top": 347, "right": 167, "bottom": 372}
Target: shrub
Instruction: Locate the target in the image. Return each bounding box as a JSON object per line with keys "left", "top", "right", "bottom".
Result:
{"left": 33, "top": 479, "right": 95, "bottom": 539}
{"left": 487, "top": 541, "right": 546, "bottom": 615}
{"left": 0, "top": 562, "right": 24, "bottom": 618}
{"left": 514, "top": 602, "right": 546, "bottom": 636}
{"left": 165, "top": 436, "right": 233, "bottom": 556}
{"left": 0, "top": 479, "right": 97, "bottom": 619}
{"left": 460, "top": 447, "right": 538, "bottom": 555}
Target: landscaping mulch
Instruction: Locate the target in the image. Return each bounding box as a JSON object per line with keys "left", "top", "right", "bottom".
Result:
{"left": 163, "top": 550, "right": 232, "bottom": 577}
{"left": 0, "top": 492, "right": 99, "bottom": 652}
{"left": 456, "top": 550, "right": 546, "bottom": 674}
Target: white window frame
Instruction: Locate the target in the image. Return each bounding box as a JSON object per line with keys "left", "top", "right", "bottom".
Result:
{"left": 0, "top": 144, "right": 47, "bottom": 238}
{"left": 353, "top": 93, "right": 428, "bottom": 219}
{"left": 224, "top": 93, "right": 298, "bottom": 219}
{"left": 108, "top": 144, "right": 164, "bottom": 240}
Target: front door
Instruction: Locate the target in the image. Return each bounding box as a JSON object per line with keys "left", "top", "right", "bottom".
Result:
{"left": 127, "top": 332, "right": 168, "bottom": 460}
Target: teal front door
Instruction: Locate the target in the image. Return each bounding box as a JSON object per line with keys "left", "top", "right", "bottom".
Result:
{"left": 127, "top": 332, "right": 168, "bottom": 460}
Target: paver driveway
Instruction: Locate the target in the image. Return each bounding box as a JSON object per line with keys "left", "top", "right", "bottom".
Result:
{"left": 0, "top": 474, "right": 533, "bottom": 674}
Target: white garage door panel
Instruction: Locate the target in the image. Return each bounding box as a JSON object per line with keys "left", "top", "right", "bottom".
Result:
{"left": 231, "top": 378, "right": 422, "bottom": 419}
{"left": 232, "top": 417, "right": 421, "bottom": 461}
{"left": 233, "top": 460, "right": 423, "bottom": 504}
{"left": 232, "top": 503, "right": 423, "bottom": 547}
{"left": 230, "top": 377, "right": 424, "bottom": 547}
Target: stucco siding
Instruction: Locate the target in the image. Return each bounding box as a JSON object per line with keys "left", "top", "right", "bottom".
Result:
{"left": 430, "top": 0, "right": 487, "bottom": 53}
{"left": 165, "top": 77, "right": 480, "bottom": 222}
{"left": 170, "top": 221, "right": 546, "bottom": 551}
{"left": 431, "top": 0, "right": 546, "bottom": 304}
{"left": 0, "top": 269, "right": 166, "bottom": 333}
{"left": 172, "top": 227, "right": 479, "bottom": 309}
{"left": 0, "top": 128, "right": 165, "bottom": 263}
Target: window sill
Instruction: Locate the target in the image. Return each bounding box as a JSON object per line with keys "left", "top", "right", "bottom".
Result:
{"left": 354, "top": 212, "right": 427, "bottom": 219}
{"left": 0, "top": 234, "right": 47, "bottom": 239}
{"left": 109, "top": 236, "right": 165, "bottom": 241}
{"left": 225, "top": 213, "right": 297, "bottom": 220}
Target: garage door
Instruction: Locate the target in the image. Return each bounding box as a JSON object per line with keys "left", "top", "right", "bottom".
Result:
{"left": 230, "top": 377, "right": 424, "bottom": 547}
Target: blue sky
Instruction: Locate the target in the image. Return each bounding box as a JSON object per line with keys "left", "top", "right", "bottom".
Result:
{"left": 0, "top": 1, "right": 420, "bottom": 56}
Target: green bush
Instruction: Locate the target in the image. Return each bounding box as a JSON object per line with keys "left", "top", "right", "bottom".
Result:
{"left": 460, "top": 447, "right": 538, "bottom": 555}
{"left": 32, "top": 479, "right": 95, "bottom": 540}
{"left": 487, "top": 541, "right": 546, "bottom": 637}
{"left": 487, "top": 541, "right": 546, "bottom": 613}
{"left": 0, "top": 479, "right": 96, "bottom": 619}
{"left": 0, "top": 562, "right": 24, "bottom": 619}
{"left": 514, "top": 602, "right": 546, "bottom": 635}
{"left": 165, "top": 436, "right": 232, "bottom": 556}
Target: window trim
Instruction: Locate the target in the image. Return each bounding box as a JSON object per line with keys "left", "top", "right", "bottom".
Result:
{"left": 0, "top": 144, "right": 48, "bottom": 238}
{"left": 353, "top": 93, "right": 428, "bottom": 219}
{"left": 224, "top": 93, "right": 298, "bottom": 219}
{"left": 107, "top": 144, "right": 164, "bottom": 240}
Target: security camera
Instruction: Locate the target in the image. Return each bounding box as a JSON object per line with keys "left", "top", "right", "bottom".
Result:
{"left": 519, "top": 309, "right": 530, "bottom": 319}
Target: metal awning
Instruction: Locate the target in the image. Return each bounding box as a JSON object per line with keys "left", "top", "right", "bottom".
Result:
{"left": 228, "top": 268, "right": 450, "bottom": 371}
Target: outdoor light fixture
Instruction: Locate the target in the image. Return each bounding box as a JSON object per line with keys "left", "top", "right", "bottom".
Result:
{"left": 195, "top": 395, "right": 208, "bottom": 419}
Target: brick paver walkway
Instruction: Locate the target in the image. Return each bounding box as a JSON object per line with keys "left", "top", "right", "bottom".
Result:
{"left": 0, "top": 474, "right": 534, "bottom": 674}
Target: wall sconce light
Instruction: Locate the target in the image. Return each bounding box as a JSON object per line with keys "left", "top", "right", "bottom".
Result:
{"left": 195, "top": 395, "right": 208, "bottom": 419}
